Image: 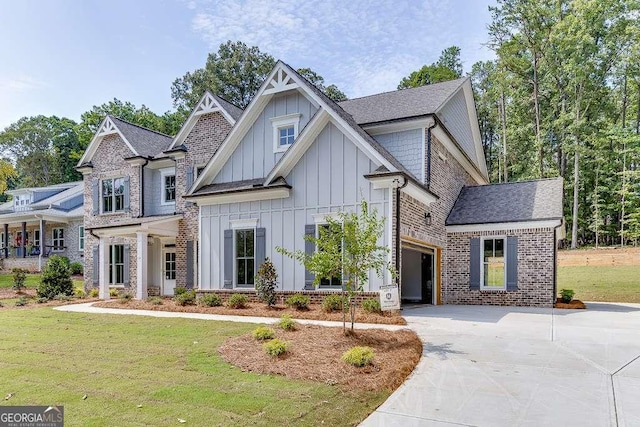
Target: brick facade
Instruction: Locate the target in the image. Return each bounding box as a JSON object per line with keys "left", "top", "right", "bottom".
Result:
{"left": 445, "top": 228, "right": 556, "bottom": 307}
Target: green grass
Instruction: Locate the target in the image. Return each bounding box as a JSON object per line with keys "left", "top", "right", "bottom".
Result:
{"left": 558, "top": 265, "right": 640, "bottom": 303}
{"left": 0, "top": 273, "right": 83, "bottom": 290}
{"left": 0, "top": 308, "right": 388, "bottom": 426}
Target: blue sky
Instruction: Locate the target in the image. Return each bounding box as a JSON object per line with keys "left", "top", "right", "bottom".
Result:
{"left": 0, "top": 0, "right": 495, "bottom": 130}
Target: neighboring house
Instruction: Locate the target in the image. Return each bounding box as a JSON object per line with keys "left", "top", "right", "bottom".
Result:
{"left": 0, "top": 181, "right": 84, "bottom": 271}
{"left": 78, "top": 61, "right": 564, "bottom": 307}
{"left": 76, "top": 95, "right": 240, "bottom": 299}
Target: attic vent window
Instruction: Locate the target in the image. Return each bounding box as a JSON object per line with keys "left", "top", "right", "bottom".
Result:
{"left": 271, "top": 113, "right": 301, "bottom": 153}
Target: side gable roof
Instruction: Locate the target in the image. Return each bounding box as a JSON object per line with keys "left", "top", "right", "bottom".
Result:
{"left": 77, "top": 115, "right": 173, "bottom": 166}
{"left": 166, "top": 91, "right": 243, "bottom": 152}
{"left": 446, "top": 178, "right": 564, "bottom": 226}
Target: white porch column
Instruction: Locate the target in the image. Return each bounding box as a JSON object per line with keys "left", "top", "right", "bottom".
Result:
{"left": 37, "top": 218, "right": 44, "bottom": 271}
{"left": 98, "top": 237, "right": 109, "bottom": 300}
{"left": 136, "top": 232, "right": 148, "bottom": 300}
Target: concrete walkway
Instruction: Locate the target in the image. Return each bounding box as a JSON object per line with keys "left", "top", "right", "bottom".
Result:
{"left": 361, "top": 302, "right": 640, "bottom": 427}
{"left": 53, "top": 302, "right": 406, "bottom": 331}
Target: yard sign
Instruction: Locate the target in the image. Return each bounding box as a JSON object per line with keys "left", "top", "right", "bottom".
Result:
{"left": 379, "top": 284, "right": 400, "bottom": 311}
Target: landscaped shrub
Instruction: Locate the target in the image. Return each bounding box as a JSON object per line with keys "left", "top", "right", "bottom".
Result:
{"left": 263, "top": 338, "right": 288, "bottom": 357}
{"left": 109, "top": 288, "right": 119, "bottom": 297}
{"left": 58, "top": 256, "right": 71, "bottom": 267}
{"left": 278, "top": 314, "right": 296, "bottom": 331}
{"left": 342, "top": 346, "right": 375, "bottom": 367}
{"left": 15, "top": 297, "right": 29, "bottom": 307}
{"left": 255, "top": 258, "right": 278, "bottom": 307}
{"left": 361, "top": 298, "right": 382, "bottom": 314}
{"left": 36, "top": 297, "right": 48, "bottom": 304}
{"left": 285, "top": 293, "right": 310, "bottom": 310}
{"left": 198, "top": 293, "right": 222, "bottom": 307}
{"left": 36, "top": 255, "right": 74, "bottom": 300}
{"left": 322, "top": 294, "right": 347, "bottom": 312}
{"left": 560, "top": 289, "right": 575, "bottom": 303}
{"left": 148, "top": 296, "right": 163, "bottom": 305}
{"left": 227, "top": 293, "right": 248, "bottom": 309}
{"left": 174, "top": 290, "right": 196, "bottom": 306}
{"left": 74, "top": 289, "right": 86, "bottom": 299}
{"left": 69, "top": 262, "right": 83, "bottom": 275}
{"left": 252, "top": 326, "right": 276, "bottom": 341}
{"left": 11, "top": 268, "right": 27, "bottom": 292}
{"left": 118, "top": 293, "right": 133, "bottom": 304}
{"left": 174, "top": 286, "right": 188, "bottom": 296}
{"left": 89, "top": 288, "right": 99, "bottom": 298}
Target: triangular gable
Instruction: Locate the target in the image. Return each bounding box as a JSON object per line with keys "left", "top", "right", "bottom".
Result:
{"left": 76, "top": 116, "right": 138, "bottom": 166}
{"left": 167, "top": 91, "right": 239, "bottom": 152}
{"left": 191, "top": 62, "right": 399, "bottom": 194}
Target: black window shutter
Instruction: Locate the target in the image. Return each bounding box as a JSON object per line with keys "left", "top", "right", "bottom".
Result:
{"left": 92, "top": 180, "right": 99, "bottom": 215}
{"left": 123, "top": 244, "right": 131, "bottom": 286}
{"left": 186, "top": 240, "right": 194, "bottom": 289}
{"left": 223, "top": 230, "right": 233, "bottom": 289}
{"left": 469, "top": 237, "right": 480, "bottom": 290}
{"left": 506, "top": 236, "right": 518, "bottom": 290}
{"left": 123, "top": 176, "right": 131, "bottom": 212}
{"left": 92, "top": 245, "right": 99, "bottom": 285}
{"left": 255, "top": 228, "right": 266, "bottom": 274}
{"left": 304, "top": 224, "right": 315, "bottom": 290}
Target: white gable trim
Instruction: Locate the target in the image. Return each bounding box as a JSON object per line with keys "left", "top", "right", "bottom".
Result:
{"left": 167, "top": 91, "right": 237, "bottom": 152}
{"left": 263, "top": 68, "right": 299, "bottom": 95}
{"left": 76, "top": 116, "right": 138, "bottom": 166}
{"left": 192, "top": 187, "right": 291, "bottom": 206}
{"left": 462, "top": 81, "right": 489, "bottom": 179}
{"left": 446, "top": 219, "right": 562, "bottom": 233}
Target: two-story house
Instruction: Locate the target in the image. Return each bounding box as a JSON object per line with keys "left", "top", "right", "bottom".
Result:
{"left": 80, "top": 61, "right": 563, "bottom": 307}
{"left": 0, "top": 181, "right": 84, "bottom": 271}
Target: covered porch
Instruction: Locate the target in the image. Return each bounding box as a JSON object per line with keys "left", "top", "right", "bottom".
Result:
{"left": 87, "top": 215, "right": 182, "bottom": 300}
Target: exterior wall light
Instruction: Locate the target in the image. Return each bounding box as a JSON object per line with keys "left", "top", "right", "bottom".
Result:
{"left": 425, "top": 212, "right": 432, "bottom": 226}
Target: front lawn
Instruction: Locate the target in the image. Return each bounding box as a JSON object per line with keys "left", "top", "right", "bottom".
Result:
{"left": 0, "top": 273, "right": 83, "bottom": 292}
{"left": 557, "top": 265, "right": 640, "bottom": 303}
{"left": 0, "top": 308, "right": 390, "bottom": 426}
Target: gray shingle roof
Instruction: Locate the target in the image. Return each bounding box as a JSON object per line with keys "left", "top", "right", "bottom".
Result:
{"left": 338, "top": 78, "right": 467, "bottom": 125}
{"left": 211, "top": 94, "right": 243, "bottom": 121}
{"left": 189, "top": 177, "right": 290, "bottom": 198}
{"left": 446, "top": 178, "right": 564, "bottom": 226}
{"left": 110, "top": 116, "right": 174, "bottom": 158}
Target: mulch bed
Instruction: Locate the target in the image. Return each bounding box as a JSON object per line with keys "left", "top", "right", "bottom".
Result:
{"left": 94, "top": 299, "right": 407, "bottom": 325}
{"left": 219, "top": 324, "right": 422, "bottom": 391}
{"left": 0, "top": 288, "right": 36, "bottom": 300}
{"left": 555, "top": 298, "right": 587, "bottom": 309}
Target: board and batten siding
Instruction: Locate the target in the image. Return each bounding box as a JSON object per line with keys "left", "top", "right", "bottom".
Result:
{"left": 213, "top": 92, "right": 318, "bottom": 182}
{"left": 373, "top": 129, "right": 424, "bottom": 182}
{"left": 438, "top": 90, "right": 477, "bottom": 165}
{"left": 200, "top": 122, "right": 390, "bottom": 291}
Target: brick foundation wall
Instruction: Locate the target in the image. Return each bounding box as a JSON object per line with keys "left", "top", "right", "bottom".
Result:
{"left": 446, "top": 228, "right": 556, "bottom": 307}
{"left": 196, "top": 289, "right": 379, "bottom": 305}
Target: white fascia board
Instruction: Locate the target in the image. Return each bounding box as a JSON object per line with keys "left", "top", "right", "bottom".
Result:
{"left": 265, "top": 110, "right": 329, "bottom": 184}
{"left": 126, "top": 157, "right": 148, "bottom": 167}
{"left": 368, "top": 175, "right": 398, "bottom": 189}
{"left": 193, "top": 187, "right": 290, "bottom": 206}
{"left": 145, "top": 158, "right": 175, "bottom": 169}
{"left": 363, "top": 117, "right": 435, "bottom": 136}
{"left": 230, "top": 218, "right": 259, "bottom": 229}
{"left": 446, "top": 219, "right": 563, "bottom": 233}
{"left": 432, "top": 126, "right": 488, "bottom": 185}
{"left": 463, "top": 81, "right": 489, "bottom": 179}
{"left": 402, "top": 181, "right": 437, "bottom": 205}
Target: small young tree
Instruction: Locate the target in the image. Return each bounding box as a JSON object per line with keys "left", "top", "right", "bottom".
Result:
{"left": 37, "top": 255, "right": 74, "bottom": 300}
{"left": 255, "top": 257, "right": 278, "bottom": 307}
{"left": 11, "top": 268, "right": 27, "bottom": 293}
{"left": 277, "top": 200, "right": 393, "bottom": 334}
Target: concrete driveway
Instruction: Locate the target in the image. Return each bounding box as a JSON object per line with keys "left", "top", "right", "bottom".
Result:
{"left": 361, "top": 303, "right": 640, "bottom": 427}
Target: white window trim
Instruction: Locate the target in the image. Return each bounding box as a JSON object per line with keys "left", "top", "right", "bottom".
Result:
{"left": 230, "top": 218, "right": 259, "bottom": 229}
{"left": 160, "top": 168, "right": 176, "bottom": 206}
{"left": 233, "top": 228, "right": 256, "bottom": 287}
{"left": 100, "top": 177, "right": 126, "bottom": 214}
{"left": 52, "top": 227, "right": 65, "bottom": 253}
{"left": 311, "top": 212, "right": 340, "bottom": 224}
{"left": 109, "top": 244, "right": 125, "bottom": 286}
{"left": 479, "top": 236, "right": 507, "bottom": 291}
{"left": 78, "top": 225, "right": 84, "bottom": 251}
{"left": 271, "top": 113, "right": 301, "bottom": 153}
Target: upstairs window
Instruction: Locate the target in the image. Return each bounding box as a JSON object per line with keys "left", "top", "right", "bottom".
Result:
{"left": 161, "top": 169, "right": 176, "bottom": 205}
{"left": 102, "top": 178, "right": 125, "bottom": 213}
{"left": 271, "top": 113, "right": 301, "bottom": 153}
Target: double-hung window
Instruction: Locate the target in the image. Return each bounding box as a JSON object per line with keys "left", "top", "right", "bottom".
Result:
{"left": 481, "top": 237, "right": 506, "bottom": 290}
{"left": 78, "top": 226, "right": 84, "bottom": 251}
{"left": 33, "top": 230, "right": 40, "bottom": 248}
{"left": 316, "top": 223, "right": 343, "bottom": 288}
{"left": 235, "top": 229, "right": 255, "bottom": 287}
{"left": 162, "top": 171, "right": 176, "bottom": 204}
{"left": 109, "top": 244, "right": 125, "bottom": 285}
{"left": 102, "top": 177, "right": 125, "bottom": 213}
{"left": 52, "top": 228, "right": 64, "bottom": 252}
{"left": 271, "top": 113, "right": 301, "bottom": 153}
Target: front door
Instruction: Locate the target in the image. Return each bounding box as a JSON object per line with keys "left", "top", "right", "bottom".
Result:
{"left": 421, "top": 253, "right": 434, "bottom": 304}
{"left": 162, "top": 249, "right": 176, "bottom": 296}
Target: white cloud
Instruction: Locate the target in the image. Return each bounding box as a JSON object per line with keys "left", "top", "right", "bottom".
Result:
{"left": 186, "top": 0, "right": 492, "bottom": 97}
{"left": 0, "top": 75, "right": 48, "bottom": 92}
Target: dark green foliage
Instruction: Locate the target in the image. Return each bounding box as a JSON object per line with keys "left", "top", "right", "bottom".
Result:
{"left": 321, "top": 294, "right": 347, "bottom": 313}
{"left": 285, "top": 294, "right": 310, "bottom": 310}
{"left": 342, "top": 346, "right": 375, "bottom": 367}
{"left": 227, "top": 293, "right": 248, "bottom": 309}
{"left": 263, "top": 339, "right": 288, "bottom": 357}
{"left": 198, "top": 293, "right": 222, "bottom": 307}
{"left": 36, "top": 255, "right": 73, "bottom": 300}
{"left": 174, "top": 290, "right": 196, "bottom": 306}
{"left": 174, "top": 286, "right": 188, "bottom": 296}
{"left": 361, "top": 298, "right": 382, "bottom": 314}
{"left": 11, "top": 268, "right": 27, "bottom": 292}
{"left": 255, "top": 257, "right": 278, "bottom": 307}
{"left": 398, "top": 46, "right": 462, "bottom": 89}
{"left": 560, "top": 289, "right": 575, "bottom": 303}
{"left": 69, "top": 262, "right": 83, "bottom": 275}
{"left": 14, "top": 297, "right": 29, "bottom": 307}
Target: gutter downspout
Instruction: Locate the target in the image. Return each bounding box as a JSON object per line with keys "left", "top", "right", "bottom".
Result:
{"left": 426, "top": 120, "right": 437, "bottom": 190}
{"left": 395, "top": 176, "right": 408, "bottom": 285}
{"left": 552, "top": 219, "right": 564, "bottom": 306}
{"left": 140, "top": 159, "right": 149, "bottom": 217}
